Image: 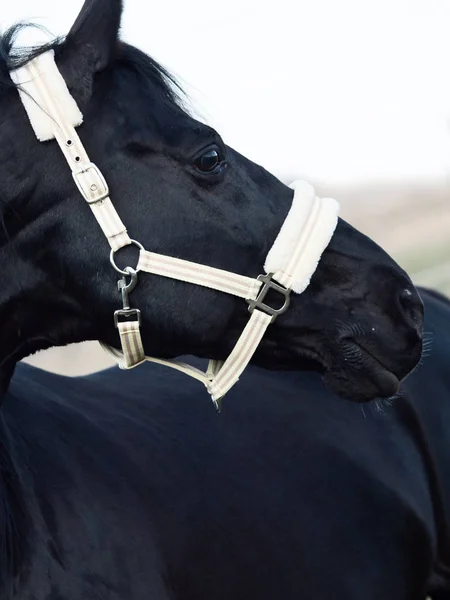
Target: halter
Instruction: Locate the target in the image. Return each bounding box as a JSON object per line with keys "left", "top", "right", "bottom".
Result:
{"left": 11, "top": 50, "right": 339, "bottom": 408}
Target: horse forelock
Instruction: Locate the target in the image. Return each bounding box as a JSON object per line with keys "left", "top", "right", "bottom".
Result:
{"left": 0, "top": 23, "right": 187, "bottom": 115}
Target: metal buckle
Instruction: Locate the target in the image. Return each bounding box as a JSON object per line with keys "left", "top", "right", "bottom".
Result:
{"left": 247, "top": 273, "right": 291, "bottom": 323}
{"left": 72, "top": 162, "right": 109, "bottom": 204}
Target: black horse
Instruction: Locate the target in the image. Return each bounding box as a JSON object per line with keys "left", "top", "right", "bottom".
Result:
{"left": 0, "top": 285, "right": 447, "bottom": 600}
{"left": 0, "top": 1, "right": 440, "bottom": 598}
{"left": 0, "top": 0, "right": 423, "bottom": 405}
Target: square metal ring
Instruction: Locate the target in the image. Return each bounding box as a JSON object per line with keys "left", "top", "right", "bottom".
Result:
{"left": 247, "top": 273, "right": 291, "bottom": 323}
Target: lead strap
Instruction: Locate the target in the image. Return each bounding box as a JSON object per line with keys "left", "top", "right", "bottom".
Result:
{"left": 117, "top": 321, "right": 146, "bottom": 368}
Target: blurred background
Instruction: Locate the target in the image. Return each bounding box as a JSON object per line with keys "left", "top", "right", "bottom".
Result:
{"left": 1, "top": 0, "right": 449, "bottom": 375}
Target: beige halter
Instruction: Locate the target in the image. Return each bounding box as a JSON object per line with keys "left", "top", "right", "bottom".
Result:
{"left": 11, "top": 50, "right": 340, "bottom": 408}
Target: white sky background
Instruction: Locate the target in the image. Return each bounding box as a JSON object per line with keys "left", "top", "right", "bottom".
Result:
{"left": 2, "top": 0, "right": 450, "bottom": 186}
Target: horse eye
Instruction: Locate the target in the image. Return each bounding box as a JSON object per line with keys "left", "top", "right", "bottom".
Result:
{"left": 194, "top": 148, "right": 223, "bottom": 173}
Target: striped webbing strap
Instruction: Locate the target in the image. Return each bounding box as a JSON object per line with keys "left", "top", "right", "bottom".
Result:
{"left": 104, "top": 308, "right": 272, "bottom": 406}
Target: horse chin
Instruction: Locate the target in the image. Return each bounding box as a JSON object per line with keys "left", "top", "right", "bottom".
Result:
{"left": 254, "top": 343, "right": 401, "bottom": 403}
{"left": 322, "top": 364, "right": 401, "bottom": 403}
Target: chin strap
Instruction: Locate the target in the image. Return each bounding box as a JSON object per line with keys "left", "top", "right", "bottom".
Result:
{"left": 11, "top": 50, "right": 340, "bottom": 407}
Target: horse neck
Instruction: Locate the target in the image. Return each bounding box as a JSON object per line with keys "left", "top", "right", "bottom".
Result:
{"left": 0, "top": 409, "right": 32, "bottom": 595}
{"left": 0, "top": 245, "right": 50, "bottom": 371}
{"left": 0, "top": 242, "right": 94, "bottom": 393}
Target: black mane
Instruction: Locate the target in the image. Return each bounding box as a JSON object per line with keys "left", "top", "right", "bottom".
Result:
{"left": 0, "top": 23, "right": 186, "bottom": 111}
{"left": 0, "top": 23, "right": 61, "bottom": 85}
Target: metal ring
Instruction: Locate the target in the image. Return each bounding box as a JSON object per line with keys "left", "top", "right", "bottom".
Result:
{"left": 110, "top": 239, "right": 144, "bottom": 276}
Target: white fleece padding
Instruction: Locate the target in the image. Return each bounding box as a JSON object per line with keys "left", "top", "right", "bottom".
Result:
{"left": 264, "top": 180, "right": 339, "bottom": 294}
{"left": 10, "top": 50, "right": 83, "bottom": 142}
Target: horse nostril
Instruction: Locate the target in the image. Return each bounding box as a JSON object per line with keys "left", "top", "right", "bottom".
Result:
{"left": 398, "top": 288, "right": 424, "bottom": 331}
{"left": 399, "top": 288, "right": 413, "bottom": 308}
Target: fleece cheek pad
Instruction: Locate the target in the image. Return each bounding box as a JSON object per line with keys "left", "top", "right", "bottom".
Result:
{"left": 264, "top": 180, "right": 340, "bottom": 294}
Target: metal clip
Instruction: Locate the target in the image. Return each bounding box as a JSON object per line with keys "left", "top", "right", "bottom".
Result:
{"left": 114, "top": 267, "right": 141, "bottom": 327}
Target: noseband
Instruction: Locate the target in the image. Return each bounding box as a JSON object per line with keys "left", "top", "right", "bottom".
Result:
{"left": 11, "top": 51, "right": 339, "bottom": 408}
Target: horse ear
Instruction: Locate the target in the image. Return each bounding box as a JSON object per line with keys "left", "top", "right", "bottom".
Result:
{"left": 64, "top": 0, "right": 123, "bottom": 73}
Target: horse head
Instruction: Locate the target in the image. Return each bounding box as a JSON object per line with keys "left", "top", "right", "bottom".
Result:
{"left": 0, "top": 0, "right": 423, "bottom": 403}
